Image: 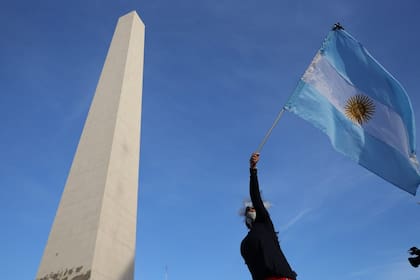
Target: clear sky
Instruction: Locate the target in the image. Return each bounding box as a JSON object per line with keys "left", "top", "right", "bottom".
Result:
{"left": 1, "top": 0, "right": 419, "bottom": 279}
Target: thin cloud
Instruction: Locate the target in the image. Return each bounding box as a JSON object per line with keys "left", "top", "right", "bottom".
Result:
{"left": 280, "top": 207, "right": 312, "bottom": 232}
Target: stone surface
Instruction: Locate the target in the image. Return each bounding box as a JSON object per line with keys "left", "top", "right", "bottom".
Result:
{"left": 36, "top": 11, "right": 144, "bottom": 280}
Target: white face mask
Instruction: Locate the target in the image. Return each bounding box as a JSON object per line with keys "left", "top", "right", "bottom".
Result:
{"left": 246, "top": 211, "right": 256, "bottom": 221}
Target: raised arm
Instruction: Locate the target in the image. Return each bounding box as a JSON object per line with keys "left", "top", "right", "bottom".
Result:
{"left": 249, "top": 153, "right": 270, "bottom": 223}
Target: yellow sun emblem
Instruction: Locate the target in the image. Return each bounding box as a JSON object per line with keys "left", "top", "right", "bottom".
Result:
{"left": 344, "top": 95, "right": 375, "bottom": 125}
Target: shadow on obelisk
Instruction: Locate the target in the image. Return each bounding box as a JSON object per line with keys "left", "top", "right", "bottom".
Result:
{"left": 119, "top": 257, "right": 135, "bottom": 280}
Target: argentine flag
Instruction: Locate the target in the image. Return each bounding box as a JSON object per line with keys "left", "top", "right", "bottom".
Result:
{"left": 285, "top": 28, "right": 420, "bottom": 195}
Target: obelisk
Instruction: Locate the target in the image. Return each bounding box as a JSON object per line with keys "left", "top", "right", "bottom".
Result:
{"left": 36, "top": 11, "right": 144, "bottom": 280}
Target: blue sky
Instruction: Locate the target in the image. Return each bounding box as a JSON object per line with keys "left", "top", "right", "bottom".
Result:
{"left": 1, "top": 0, "right": 419, "bottom": 279}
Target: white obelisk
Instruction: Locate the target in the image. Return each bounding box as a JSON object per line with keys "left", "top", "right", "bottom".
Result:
{"left": 36, "top": 11, "right": 144, "bottom": 280}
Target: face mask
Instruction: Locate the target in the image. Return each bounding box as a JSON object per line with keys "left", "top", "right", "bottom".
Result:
{"left": 246, "top": 211, "right": 256, "bottom": 221}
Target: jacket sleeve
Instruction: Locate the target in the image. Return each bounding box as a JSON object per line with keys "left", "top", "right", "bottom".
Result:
{"left": 250, "top": 168, "right": 270, "bottom": 223}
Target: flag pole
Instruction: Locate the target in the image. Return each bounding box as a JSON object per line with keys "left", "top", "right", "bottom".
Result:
{"left": 255, "top": 107, "right": 286, "bottom": 153}
{"left": 255, "top": 23, "right": 343, "bottom": 154}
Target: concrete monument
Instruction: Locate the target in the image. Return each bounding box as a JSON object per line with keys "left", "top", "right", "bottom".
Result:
{"left": 36, "top": 11, "right": 144, "bottom": 280}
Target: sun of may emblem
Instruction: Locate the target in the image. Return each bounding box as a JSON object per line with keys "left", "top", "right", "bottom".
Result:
{"left": 344, "top": 94, "right": 375, "bottom": 125}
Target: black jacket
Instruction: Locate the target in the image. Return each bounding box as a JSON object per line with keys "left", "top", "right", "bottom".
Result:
{"left": 241, "top": 168, "right": 297, "bottom": 280}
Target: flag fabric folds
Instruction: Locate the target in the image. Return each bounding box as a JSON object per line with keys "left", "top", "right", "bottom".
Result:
{"left": 285, "top": 28, "right": 420, "bottom": 195}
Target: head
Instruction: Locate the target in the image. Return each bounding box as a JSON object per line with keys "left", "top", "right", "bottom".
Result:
{"left": 245, "top": 206, "right": 256, "bottom": 229}
{"left": 240, "top": 200, "right": 271, "bottom": 229}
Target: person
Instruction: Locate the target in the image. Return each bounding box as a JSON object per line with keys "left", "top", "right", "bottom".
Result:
{"left": 241, "top": 152, "right": 297, "bottom": 280}
{"left": 408, "top": 246, "right": 420, "bottom": 268}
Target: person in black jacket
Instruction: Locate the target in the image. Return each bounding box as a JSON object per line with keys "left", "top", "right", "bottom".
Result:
{"left": 241, "top": 153, "right": 297, "bottom": 280}
{"left": 408, "top": 246, "right": 420, "bottom": 268}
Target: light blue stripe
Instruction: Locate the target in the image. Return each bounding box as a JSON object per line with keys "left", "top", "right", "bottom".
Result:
{"left": 321, "top": 30, "right": 416, "bottom": 153}
{"left": 360, "top": 130, "right": 420, "bottom": 195}
{"left": 286, "top": 80, "right": 420, "bottom": 194}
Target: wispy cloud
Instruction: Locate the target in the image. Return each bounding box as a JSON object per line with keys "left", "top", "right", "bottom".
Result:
{"left": 280, "top": 207, "right": 312, "bottom": 232}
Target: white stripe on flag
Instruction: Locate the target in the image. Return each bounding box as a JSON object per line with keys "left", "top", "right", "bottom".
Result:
{"left": 302, "top": 52, "right": 410, "bottom": 158}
